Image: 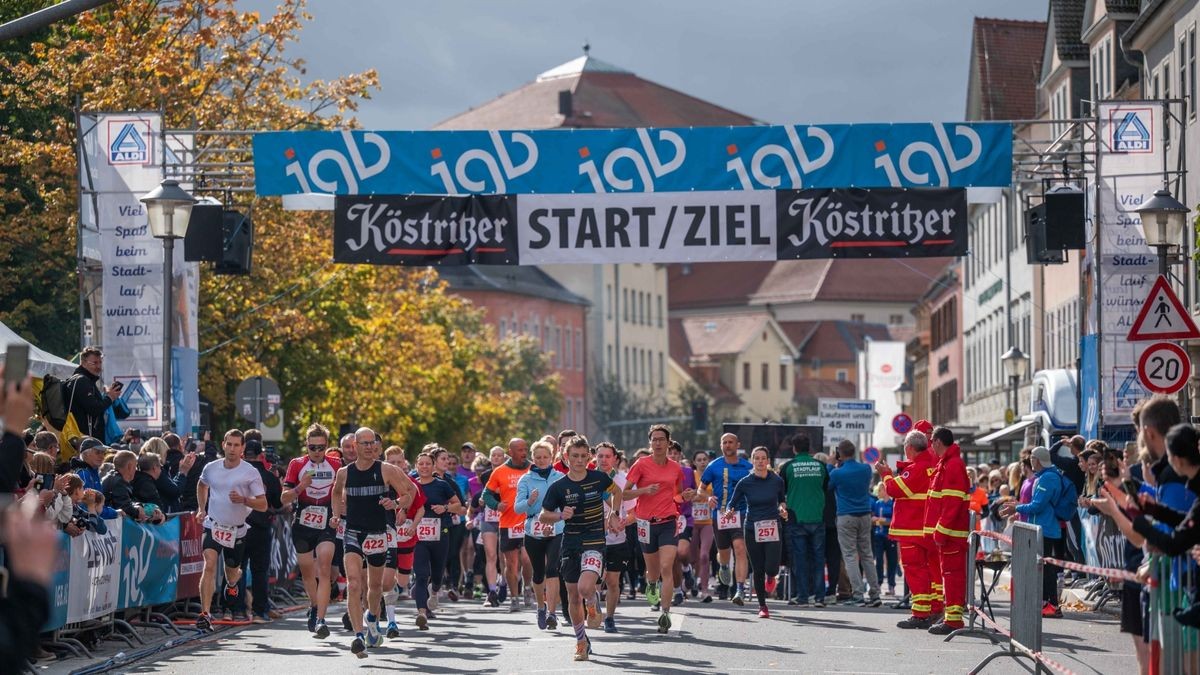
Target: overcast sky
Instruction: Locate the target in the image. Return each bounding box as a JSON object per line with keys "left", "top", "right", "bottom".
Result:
{"left": 244, "top": 0, "right": 1048, "bottom": 129}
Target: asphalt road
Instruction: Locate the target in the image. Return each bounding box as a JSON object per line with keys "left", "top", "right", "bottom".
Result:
{"left": 44, "top": 592, "right": 1137, "bottom": 674}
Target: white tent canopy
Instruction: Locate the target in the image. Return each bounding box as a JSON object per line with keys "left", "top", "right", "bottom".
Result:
{"left": 0, "top": 320, "right": 77, "bottom": 379}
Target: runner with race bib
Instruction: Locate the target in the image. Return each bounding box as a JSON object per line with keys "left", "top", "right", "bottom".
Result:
{"left": 194, "top": 429, "right": 267, "bottom": 633}
{"left": 700, "top": 432, "right": 753, "bottom": 603}
{"left": 539, "top": 436, "right": 623, "bottom": 662}
{"left": 382, "top": 445, "right": 424, "bottom": 638}
{"left": 331, "top": 427, "right": 416, "bottom": 659}
{"left": 724, "top": 446, "right": 788, "bottom": 619}
{"left": 595, "top": 441, "right": 632, "bottom": 633}
{"left": 514, "top": 440, "right": 565, "bottom": 630}
{"left": 482, "top": 437, "right": 532, "bottom": 613}
{"left": 411, "top": 450, "right": 464, "bottom": 631}
{"left": 282, "top": 423, "right": 342, "bottom": 638}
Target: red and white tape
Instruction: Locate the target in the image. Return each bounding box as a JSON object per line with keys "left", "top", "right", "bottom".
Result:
{"left": 1040, "top": 556, "right": 1141, "bottom": 583}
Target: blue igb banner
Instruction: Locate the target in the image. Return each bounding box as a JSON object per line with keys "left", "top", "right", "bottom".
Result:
{"left": 118, "top": 517, "right": 180, "bottom": 609}
{"left": 253, "top": 122, "right": 1012, "bottom": 197}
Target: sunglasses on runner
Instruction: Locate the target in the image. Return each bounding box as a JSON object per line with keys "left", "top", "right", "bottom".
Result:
{"left": 307, "top": 444, "right": 327, "bottom": 452}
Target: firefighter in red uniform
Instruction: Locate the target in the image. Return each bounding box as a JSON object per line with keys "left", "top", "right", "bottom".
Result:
{"left": 925, "top": 426, "right": 971, "bottom": 635}
{"left": 875, "top": 424, "right": 942, "bottom": 629}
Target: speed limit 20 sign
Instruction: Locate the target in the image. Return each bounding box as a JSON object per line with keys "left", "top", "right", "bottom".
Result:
{"left": 1137, "top": 342, "right": 1192, "bottom": 395}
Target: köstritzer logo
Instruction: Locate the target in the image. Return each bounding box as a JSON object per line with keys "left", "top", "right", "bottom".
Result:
{"left": 1112, "top": 109, "right": 1152, "bottom": 153}
{"left": 109, "top": 120, "right": 151, "bottom": 164}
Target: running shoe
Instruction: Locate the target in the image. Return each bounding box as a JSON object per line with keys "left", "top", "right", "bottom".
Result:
{"left": 195, "top": 613, "right": 213, "bottom": 633}
{"left": 700, "top": 594, "right": 713, "bottom": 604}
{"left": 426, "top": 608, "right": 438, "bottom": 620}
{"left": 758, "top": 606, "right": 770, "bottom": 619}
{"left": 498, "top": 583, "right": 508, "bottom": 602}
{"left": 386, "top": 621, "right": 400, "bottom": 639}
{"left": 524, "top": 587, "right": 535, "bottom": 608}
{"left": 813, "top": 599, "right": 826, "bottom": 608}
{"left": 537, "top": 607, "right": 548, "bottom": 630}
{"left": 416, "top": 613, "right": 429, "bottom": 631}
{"left": 546, "top": 612, "right": 558, "bottom": 630}
{"left": 364, "top": 611, "right": 380, "bottom": 646}
{"left": 586, "top": 602, "right": 602, "bottom": 629}
{"left": 717, "top": 565, "right": 731, "bottom": 586}
{"left": 657, "top": 612, "right": 671, "bottom": 634}
{"left": 732, "top": 588, "right": 745, "bottom": 606}
{"left": 428, "top": 590, "right": 439, "bottom": 612}
{"left": 306, "top": 606, "right": 317, "bottom": 633}
{"left": 574, "top": 640, "right": 589, "bottom": 661}
{"left": 314, "top": 620, "right": 330, "bottom": 639}
{"left": 341, "top": 611, "right": 353, "bottom": 631}
{"left": 603, "top": 616, "right": 617, "bottom": 633}
{"left": 673, "top": 590, "right": 684, "bottom": 606}
{"left": 486, "top": 589, "right": 500, "bottom": 607}
{"left": 764, "top": 575, "right": 777, "bottom": 595}
{"left": 351, "top": 634, "right": 367, "bottom": 658}
{"left": 646, "top": 582, "right": 661, "bottom": 607}
{"left": 682, "top": 568, "right": 695, "bottom": 592}
{"left": 252, "top": 612, "right": 270, "bottom": 624}
{"left": 232, "top": 609, "right": 249, "bottom": 623}
{"left": 508, "top": 597, "right": 521, "bottom": 613}
{"left": 224, "top": 583, "right": 240, "bottom": 603}
{"left": 864, "top": 597, "right": 882, "bottom": 608}
{"left": 1041, "top": 601, "right": 1063, "bottom": 618}
{"left": 447, "top": 588, "right": 459, "bottom": 603}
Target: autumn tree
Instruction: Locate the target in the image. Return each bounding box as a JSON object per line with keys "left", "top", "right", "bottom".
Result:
{"left": 0, "top": 0, "right": 562, "bottom": 451}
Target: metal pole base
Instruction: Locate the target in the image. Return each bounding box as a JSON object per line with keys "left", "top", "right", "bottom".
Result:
{"left": 969, "top": 648, "right": 1036, "bottom": 675}
{"left": 945, "top": 624, "right": 1006, "bottom": 645}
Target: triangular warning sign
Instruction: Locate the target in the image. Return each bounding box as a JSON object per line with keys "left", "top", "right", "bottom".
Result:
{"left": 1127, "top": 275, "right": 1200, "bottom": 341}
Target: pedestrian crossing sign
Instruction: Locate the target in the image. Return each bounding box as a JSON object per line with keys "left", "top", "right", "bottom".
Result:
{"left": 1126, "top": 274, "right": 1200, "bottom": 341}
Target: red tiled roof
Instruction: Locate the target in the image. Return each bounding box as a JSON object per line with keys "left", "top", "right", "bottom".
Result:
{"left": 678, "top": 314, "right": 772, "bottom": 357}
{"left": 790, "top": 321, "right": 893, "bottom": 365}
{"left": 668, "top": 318, "right": 743, "bottom": 407}
{"left": 794, "top": 378, "right": 858, "bottom": 405}
{"left": 667, "top": 262, "right": 777, "bottom": 310}
{"left": 814, "top": 258, "right": 952, "bottom": 303}
{"left": 969, "top": 18, "right": 1047, "bottom": 121}
{"left": 748, "top": 260, "right": 831, "bottom": 305}
{"left": 434, "top": 55, "right": 759, "bottom": 131}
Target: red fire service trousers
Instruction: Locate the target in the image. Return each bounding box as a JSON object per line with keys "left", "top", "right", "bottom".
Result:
{"left": 937, "top": 538, "right": 969, "bottom": 626}
{"left": 899, "top": 540, "right": 943, "bottom": 618}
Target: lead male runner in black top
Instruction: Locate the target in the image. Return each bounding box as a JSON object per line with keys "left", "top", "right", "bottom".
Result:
{"left": 540, "top": 436, "right": 622, "bottom": 662}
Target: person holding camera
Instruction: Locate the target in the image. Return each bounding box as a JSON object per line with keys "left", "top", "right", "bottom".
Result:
{"left": 102, "top": 450, "right": 163, "bottom": 523}
{"left": 64, "top": 347, "right": 123, "bottom": 441}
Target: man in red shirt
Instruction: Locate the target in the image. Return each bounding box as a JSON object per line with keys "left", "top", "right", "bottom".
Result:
{"left": 623, "top": 424, "right": 695, "bottom": 634}
{"left": 282, "top": 423, "right": 342, "bottom": 637}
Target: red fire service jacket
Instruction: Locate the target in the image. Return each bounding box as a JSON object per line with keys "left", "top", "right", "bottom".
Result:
{"left": 926, "top": 442, "right": 971, "bottom": 547}
{"left": 881, "top": 448, "right": 936, "bottom": 542}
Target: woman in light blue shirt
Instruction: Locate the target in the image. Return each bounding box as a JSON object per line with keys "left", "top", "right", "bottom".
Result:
{"left": 515, "top": 440, "right": 566, "bottom": 630}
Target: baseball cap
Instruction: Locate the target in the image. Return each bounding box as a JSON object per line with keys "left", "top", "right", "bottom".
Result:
{"left": 79, "top": 437, "right": 107, "bottom": 454}
{"left": 461, "top": 442, "right": 476, "bottom": 451}
{"left": 244, "top": 439, "right": 264, "bottom": 458}
{"left": 914, "top": 419, "right": 934, "bottom": 437}
{"left": 1031, "top": 446, "right": 1052, "bottom": 465}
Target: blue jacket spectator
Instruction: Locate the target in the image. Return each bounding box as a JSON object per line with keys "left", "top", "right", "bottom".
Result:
{"left": 70, "top": 438, "right": 118, "bottom": 519}
{"left": 828, "top": 455, "right": 872, "bottom": 516}
{"left": 1014, "top": 456, "right": 1066, "bottom": 539}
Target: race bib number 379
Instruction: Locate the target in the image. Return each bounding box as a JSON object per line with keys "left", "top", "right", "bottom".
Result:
{"left": 717, "top": 511, "right": 742, "bottom": 531}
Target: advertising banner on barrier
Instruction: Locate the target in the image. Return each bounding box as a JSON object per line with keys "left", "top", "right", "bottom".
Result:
{"left": 176, "top": 513, "right": 204, "bottom": 599}
{"left": 268, "top": 517, "right": 298, "bottom": 584}
{"left": 44, "top": 531, "right": 73, "bottom": 631}
{"left": 254, "top": 122, "right": 1012, "bottom": 196}
{"left": 67, "top": 520, "right": 121, "bottom": 622}
{"left": 333, "top": 188, "right": 966, "bottom": 266}
{"left": 119, "top": 517, "right": 180, "bottom": 609}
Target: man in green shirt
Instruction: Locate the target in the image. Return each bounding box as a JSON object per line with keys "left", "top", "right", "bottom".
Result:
{"left": 780, "top": 434, "right": 828, "bottom": 607}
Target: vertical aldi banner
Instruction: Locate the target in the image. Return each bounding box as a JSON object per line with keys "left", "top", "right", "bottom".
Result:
{"left": 176, "top": 512, "right": 205, "bottom": 599}
{"left": 1091, "top": 102, "right": 1163, "bottom": 426}
{"left": 79, "top": 113, "right": 200, "bottom": 433}
{"left": 118, "top": 517, "right": 180, "bottom": 609}
{"left": 66, "top": 520, "right": 121, "bottom": 621}
{"left": 44, "top": 531, "right": 73, "bottom": 630}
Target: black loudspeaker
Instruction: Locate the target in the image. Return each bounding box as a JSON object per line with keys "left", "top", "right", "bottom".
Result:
{"left": 184, "top": 204, "right": 225, "bottom": 262}
{"left": 1044, "top": 190, "right": 1086, "bottom": 249}
{"left": 215, "top": 210, "right": 253, "bottom": 275}
{"left": 1026, "top": 204, "right": 1066, "bottom": 265}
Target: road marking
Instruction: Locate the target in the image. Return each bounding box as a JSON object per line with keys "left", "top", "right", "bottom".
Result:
{"left": 915, "top": 648, "right": 966, "bottom": 653}
{"left": 824, "top": 645, "right": 888, "bottom": 650}
{"left": 821, "top": 671, "right": 899, "bottom": 675}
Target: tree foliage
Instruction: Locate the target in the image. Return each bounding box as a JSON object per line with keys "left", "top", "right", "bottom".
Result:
{"left": 0, "top": 0, "right": 562, "bottom": 453}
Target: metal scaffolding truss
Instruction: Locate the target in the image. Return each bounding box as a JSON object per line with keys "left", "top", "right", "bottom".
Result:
{"left": 161, "top": 127, "right": 257, "bottom": 204}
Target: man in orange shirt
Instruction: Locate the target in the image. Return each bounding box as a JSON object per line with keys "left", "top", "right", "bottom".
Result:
{"left": 623, "top": 424, "right": 695, "bottom": 634}
{"left": 483, "top": 437, "right": 532, "bottom": 613}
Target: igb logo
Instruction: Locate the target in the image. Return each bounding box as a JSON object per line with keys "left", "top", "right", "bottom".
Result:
{"left": 1112, "top": 108, "right": 1153, "bottom": 153}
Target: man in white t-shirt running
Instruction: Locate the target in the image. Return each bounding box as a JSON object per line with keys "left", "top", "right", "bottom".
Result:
{"left": 195, "top": 429, "right": 267, "bottom": 632}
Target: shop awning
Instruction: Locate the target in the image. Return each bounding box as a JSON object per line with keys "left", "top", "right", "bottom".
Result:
{"left": 975, "top": 419, "right": 1035, "bottom": 445}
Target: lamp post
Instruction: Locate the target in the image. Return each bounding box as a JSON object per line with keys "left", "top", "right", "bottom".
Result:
{"left": 1001, "top": 345, "right": 1028, "bottom": 425}
{"left": 1137, "top": 188, "right": 1189, "bottom": 278}
{"left": 893, "top": 379, "right": 913, "bottom": 410}
{"left": 139, "top": 179, "right": 195, "bottom": 433}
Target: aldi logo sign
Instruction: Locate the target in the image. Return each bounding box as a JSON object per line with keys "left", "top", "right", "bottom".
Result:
{"left": 1111, "top": 108, "right": 1153, "bottom": 153}
{"left": 108, "top": 120, "right": 151, "bottom": 164}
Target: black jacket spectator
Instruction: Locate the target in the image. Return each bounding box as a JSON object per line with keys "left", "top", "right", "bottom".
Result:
{"left": 152, "top": 470, "right": 186, "bottom": 513}
{"left": 245, "top": 456, "right": 283, "bottom": 529}
{"left": 0, "top": 432, "right": 26, "bottom": 493}
{"left": 130, "top": 470, "right": 164, "bottom": 509}
{"left": 64, "top": 365, "right": 113, "bottom": 440}
{"left": 179, "top": 447, "right": 215, "bottom": 512}
{"left": 102, "top": 469, "right": 141, "bottom": 519}
{"left": 1050, "top": 438, "right": 1086, "bottom": 494}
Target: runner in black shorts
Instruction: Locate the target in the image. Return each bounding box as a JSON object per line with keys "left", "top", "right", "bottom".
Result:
{"left": 282, "top": 423, "right": 341, "bottom": 638}
{"left": 540, "top": 436, "right": 623, "bottom": 662}
{"left": 595, "top": 442, "right": 632, "bottom": 633}
{"left": 331, "top": 427, "right": 415, "bottom": 659}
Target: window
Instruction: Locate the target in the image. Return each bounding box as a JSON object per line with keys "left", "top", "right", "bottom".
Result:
{"left": 836, "top": 369, "right": 848, "bottom": 382}
{"left": 607, "top": 345, "right": 613, "bottom": 375}
{"left": 543, "top": 325, "right": 551, "bottom": 353}
{"left": 606, "top": 284, "right": 613, "bottom": 319}
{"left": 499, "top": 319, "right": 507, "bottom": 339}
{"left": 657, "top": 295, "right": 663, "bottom": 327}
{"left": 1181, "top": 36, "right": 1189, "bottom": 118}
{"left": 1164, "top": 58, "right": 1172, "bottom": 145}
{"left": 554, "top": 327, "right": 562, "bottom": 367}
{"left": 780, "top": 363, "right": 788, "bottom": 390}
{"left": 624, "top": 347, "right": 630, "bottom": 385}
{"left": 640, "top": 349, "right": 647, "bottom": 385}
{"left": 658, "top": 352, "right": 665, "bottom": 388}
{"left": 743, "top": 362, "right": 751, "bottom": 390}
{"left": 889, "top": 314, "right": 904, "bottom": 325}
{"left": 575, "top": 329, "right": 583, "bottom": 370}
{"left": 850, "top": 313, "right": 865, "bottom": 323}
{"left": 1191, "top": 27, "right": 1197, "bottom": 119}
{"left": 638, "top": 292, "right": 645, "bottom": 324}
{"left": 761, "top": 363, "right": 769, "bottom": 390}
{"left": 1051, "top": 83, "right": 1068, "bottom": 137}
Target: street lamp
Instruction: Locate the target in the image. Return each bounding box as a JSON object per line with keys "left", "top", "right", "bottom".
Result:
{"left": 893, "top": 379, "right": 913, "bottom": 409}
{"left": 1136, "top": 188, "right": 1190, "bottom": 277}
{"left": 139, "top": 179, "right": 195, "bottom": 433}
{"left": 1001, "top": 345, "right": 1028, "bottom": 424}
